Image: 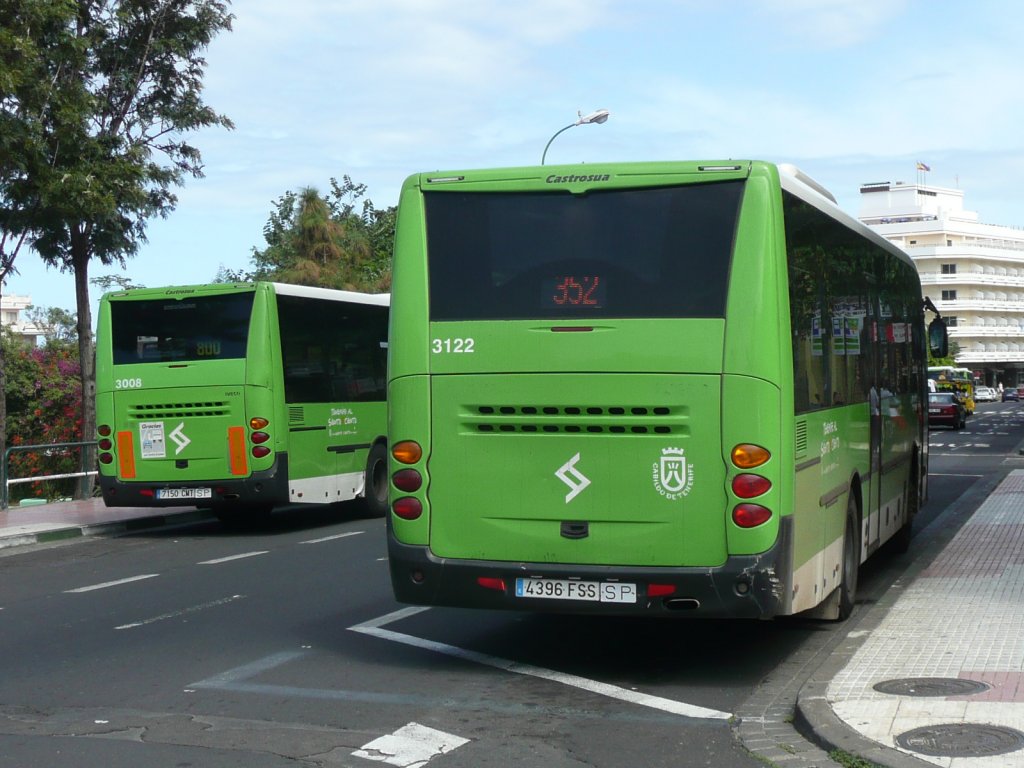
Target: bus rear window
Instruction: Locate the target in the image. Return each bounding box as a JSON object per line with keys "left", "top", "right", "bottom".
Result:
{"left": 110, "top": 293, "right": 254, "bottom": 364}
{"left": 424, "top": 181, "right": 742, "bottom": 320}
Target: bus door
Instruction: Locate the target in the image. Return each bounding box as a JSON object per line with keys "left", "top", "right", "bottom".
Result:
{"left": 865, "top": 317, "right": 883, "bottom": 552}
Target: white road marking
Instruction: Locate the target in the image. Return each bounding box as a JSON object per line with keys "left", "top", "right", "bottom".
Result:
{"left": 198, "top": 551, "right": 269, "bottom": 565}
{"left": 349, "top": 608, "right": 732, "bottom": 720}
{"left": 300, "top": 531, "right": 364, "bottom": 545}
{"left": 115, "top": 594, "right": 246, "bottom": 630}
{"left": 65, "top": 574, "right": 159, "bottom": 593}
{"left": 353, "top": 722, "right": 469, "bottom": 767}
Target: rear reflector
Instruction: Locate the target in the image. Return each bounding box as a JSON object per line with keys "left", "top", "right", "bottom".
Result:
{"left": 117, "top": 431, "right": 136, "bottom": 479}
{"left": 477, "top": 577, "right": 506, "bottom": 592}
{"left": 228, "top": 426, "right": 248, "bottom": 475}
{"left": 647, "top": 583, "right": 676, "bottom": 597}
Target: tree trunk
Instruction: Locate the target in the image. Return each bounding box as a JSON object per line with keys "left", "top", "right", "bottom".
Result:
{"left": 72, "top": 234, "right": 96, "bottom": 500}
{"left": 0, "top": 285, "right": 7, "bottom": 508}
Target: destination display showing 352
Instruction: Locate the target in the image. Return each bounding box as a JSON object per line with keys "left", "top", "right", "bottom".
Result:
{"left": 541, "top": 274, "right": 605, "bottom": 309}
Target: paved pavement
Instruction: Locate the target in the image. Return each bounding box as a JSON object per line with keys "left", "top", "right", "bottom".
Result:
{"left": 797, "top": 468, "right": 1024, "bottom": 768}
{"left": 2, "top": 476, "right": 1023, "bottom": 768}
{"left": 0, "top": 496, "right": 209, "bottom": 549}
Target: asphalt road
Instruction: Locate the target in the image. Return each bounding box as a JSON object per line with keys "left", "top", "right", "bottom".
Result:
{"left": 0, "top": 406, "right": 1017, "bottom": 768}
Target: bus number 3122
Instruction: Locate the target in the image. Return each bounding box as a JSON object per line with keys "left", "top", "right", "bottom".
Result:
{"left": 431, "top": 337, "right": 475, "bottom": 354}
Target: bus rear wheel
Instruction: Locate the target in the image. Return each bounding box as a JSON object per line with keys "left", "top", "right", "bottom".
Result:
{"left": 838, "top": 495, "right": 860, "bottom": 621}
{"left": 357, "top": 443, "right": 388, "bottom": 518}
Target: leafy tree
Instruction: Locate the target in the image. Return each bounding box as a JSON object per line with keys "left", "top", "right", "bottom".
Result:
{"left": 25, "top": 305, "right": 79, "bottom": 345}
{"left": 0, "top": 0, "right": 233, "bottom": 497}
{"left": 234, "top": 176, "right": 393, "bottom": 292}
{"left": 0, "top": 0, "right": 88, "bottom": 475}
{"left": 928, "top": 340, "right": 960, "bottom": 368}
{"left": 91, "top": 273, "right": 146, "bottom": 292}
{"left": 2, "top": 328, "right": 82, "bottom": 503}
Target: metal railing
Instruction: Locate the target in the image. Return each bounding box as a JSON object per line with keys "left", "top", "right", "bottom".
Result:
{"left": 1, "top": 441, "right": 98, "bottom": 509}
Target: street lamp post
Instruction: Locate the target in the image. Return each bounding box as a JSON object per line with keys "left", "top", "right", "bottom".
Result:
{"left": 541, "top": 109, "right": 610, "bottom": 165}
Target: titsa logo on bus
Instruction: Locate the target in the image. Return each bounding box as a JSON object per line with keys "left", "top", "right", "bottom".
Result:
{"left": 652, "top": 447, "right": 694, "bottom": 500}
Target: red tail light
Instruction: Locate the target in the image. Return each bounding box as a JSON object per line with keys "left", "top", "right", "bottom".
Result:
{"left": 733, "top": 504, "right": 772, "bottom": 528}
{"left": 250, "top": 431, "right": 270, "bottom": 444}
{"left": 392, "top": 469, "right": 422, "bottom": 492}
{"left": 392, "top": 497, "right": 423, "bottom": 520}
{"left": 97, "top": 424, "right": 112, "bottom": 437}
{"left": 732, "top": 473, "right": 771, "bottom": 499}
{"left": 251, "top": 446, "right": 271, "bottom": 458}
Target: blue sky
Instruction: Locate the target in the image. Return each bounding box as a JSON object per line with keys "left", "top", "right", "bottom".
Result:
{"left": 8, "top": 0, "right": 1024, "bottom": 316}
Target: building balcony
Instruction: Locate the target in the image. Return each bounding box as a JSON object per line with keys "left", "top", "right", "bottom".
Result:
{"left": 919, "top": 273, "right": 1024, "bottom": 288}
{"left": 951, "top": 325, "right": 1024, "bottom": 338}
{"left": 956, "top": 350, "right": 1024, "bottom": 364}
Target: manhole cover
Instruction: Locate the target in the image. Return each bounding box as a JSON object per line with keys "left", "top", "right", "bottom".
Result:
{"left": 895, "top": 724, "right": 1024, "bottom": 757}
{"left": 873, "top": 677, "right": 990, "bottom": 697}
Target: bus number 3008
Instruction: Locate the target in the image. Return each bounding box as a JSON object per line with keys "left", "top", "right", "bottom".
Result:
{"left": 115, "top": 378, "right": 143, "bottom": 389}
{"left": 431, "top": 337, "right": 475, "bottom": 354}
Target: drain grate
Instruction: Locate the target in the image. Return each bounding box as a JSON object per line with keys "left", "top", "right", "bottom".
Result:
{"left": 895, "top": 723, "right": 1024, "bottom": 757}
{"left": 873, "top": 677, "right": 991, "bottom": 697}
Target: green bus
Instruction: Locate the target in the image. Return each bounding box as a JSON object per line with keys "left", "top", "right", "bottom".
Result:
{"left": 386, "top": 160, "right": 946, "bottom": 619}
{"left": 96, "top": 282, "right": 389, "bottom": 523}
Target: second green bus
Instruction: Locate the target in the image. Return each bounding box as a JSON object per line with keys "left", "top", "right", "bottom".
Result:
{"left": 95, "top": 282, "right": 389, "bottom": 523}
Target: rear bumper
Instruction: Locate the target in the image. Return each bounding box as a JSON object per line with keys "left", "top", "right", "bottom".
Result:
{"left": 388, "top": 517, "right": 793, "bottom": 619}
{"left": 99, "top": 454, "right": 289, "bottom": 508}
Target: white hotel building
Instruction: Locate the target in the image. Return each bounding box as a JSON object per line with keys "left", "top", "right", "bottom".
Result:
{"left": 859, "top": 180, "right": 1024, "bottom": 388}
{"left": 0, "top": 291, "right": 45, "bottom": 346}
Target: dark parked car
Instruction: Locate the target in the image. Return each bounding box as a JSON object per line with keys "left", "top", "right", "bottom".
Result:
{"left": 1003, "top": 388, "right": 1020, "bottom": 402}
{"left": 928, "top": 392, "right": 967, "bottom": 429}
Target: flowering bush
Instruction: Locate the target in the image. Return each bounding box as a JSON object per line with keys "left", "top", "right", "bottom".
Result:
{"left": 4, "top": 337, "right": 83, "bottom": 502}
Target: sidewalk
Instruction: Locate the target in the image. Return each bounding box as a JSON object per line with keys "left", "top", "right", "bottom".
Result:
{"left": 0, "top": 496, "right": 210, "bottom": 550}
{"left": 799, "top": 469, "right": 1024, "bottom": 767}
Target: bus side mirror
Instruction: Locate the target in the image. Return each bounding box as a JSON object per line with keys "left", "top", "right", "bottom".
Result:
{"left": 928, "top": 318, "right": 948, "bottom": 358}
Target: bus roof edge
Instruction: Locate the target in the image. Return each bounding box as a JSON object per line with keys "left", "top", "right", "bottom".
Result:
{"left": 777, "top": 163, "right": 837, "bottom": 205}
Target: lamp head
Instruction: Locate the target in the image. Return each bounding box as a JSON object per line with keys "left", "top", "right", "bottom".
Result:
{"left": 577, "top": 109, "right": 610, "bottom": 125}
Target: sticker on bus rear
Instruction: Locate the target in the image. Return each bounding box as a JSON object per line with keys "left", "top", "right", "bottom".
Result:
{"left": 139, "top": 421, "right": 167, "bottom": 459}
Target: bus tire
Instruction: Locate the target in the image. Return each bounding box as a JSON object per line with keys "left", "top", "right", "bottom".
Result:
{"left": 838, "top": 495, "right": 860, "bottom": 621}
{"left": 358, "top": 442, "right": 389, "bottom": 518}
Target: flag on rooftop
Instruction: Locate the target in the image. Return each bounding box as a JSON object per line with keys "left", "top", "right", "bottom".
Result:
{"left": 916, "top": 161, "right": 931, "bottom": 172}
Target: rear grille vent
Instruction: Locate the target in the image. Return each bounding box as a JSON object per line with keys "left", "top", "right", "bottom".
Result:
{"left": 468, "top": 405, "right": 687, "bottom": 435}
{"left": 128, "top": 401, "right": 228, "bottom": 419}
{"left": 289, "top": 406, "right": 305, "bottom": 424}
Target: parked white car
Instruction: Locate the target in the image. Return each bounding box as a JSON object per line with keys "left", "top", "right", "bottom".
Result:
{"left": 974, "top": 386, "right": 996, "bottom": 402}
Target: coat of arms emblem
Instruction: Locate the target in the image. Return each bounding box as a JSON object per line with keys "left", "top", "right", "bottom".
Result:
{"left": 652, "top": 447, "right": 694, "bottom": 500}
